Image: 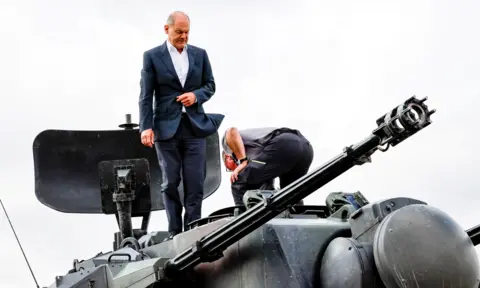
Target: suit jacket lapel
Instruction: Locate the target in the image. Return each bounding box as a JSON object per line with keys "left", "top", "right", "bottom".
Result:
{"left": 185, "top": 47, "right": 196, "bottom": 86}
{"left": 159, "top": 42, "right": 182, "bottom": 87}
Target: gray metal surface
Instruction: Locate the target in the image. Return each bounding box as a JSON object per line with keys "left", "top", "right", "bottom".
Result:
{"left": 319, "top": 237, "right": 385, "bottom": 288}
{"left": 373, "top": 204, "right": 480, "bottom": 288}
{"left": 44, "top": 215, "right": 351, "bottom": 288}
{"left": 49, "top": 257, "right": 169, "bottom": 288}
{"left": 46, "top": 266, "right": 110, "bottom": 288}
{"left": 32, "top": 129, "right": 221, "bottom": 213}
{"left": 143, "top": 216, "right": 351, "bottom": 288}
{"left": 349, "top": 197, "right": 427, "bottom": 243}
{"left": 42, "top": 197, "right": 480, "bottom": 288}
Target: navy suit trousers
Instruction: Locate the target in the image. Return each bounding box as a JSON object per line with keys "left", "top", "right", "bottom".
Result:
{"left": 154, "top": 114, "right": 206, "bottom": 233}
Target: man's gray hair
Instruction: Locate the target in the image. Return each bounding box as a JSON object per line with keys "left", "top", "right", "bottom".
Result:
{"left": 166, "top": 11, "right": 190, "bottom": 26}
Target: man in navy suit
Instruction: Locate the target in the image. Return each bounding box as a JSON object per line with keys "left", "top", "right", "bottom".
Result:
{"left": 138, "top": 11, "right": 224, "bottom": 241}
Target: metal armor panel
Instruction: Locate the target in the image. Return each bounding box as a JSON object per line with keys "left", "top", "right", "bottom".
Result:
{"left": 373, "top": 204, "right": 480, "bottom": 288}
{"left": 318, "top": 237, "right": 385, "bottom": 288}
{"left": 60, "top": 216, "right": 352, "bottom": 288}
{"left": 155, "top": 217, "right": 351, "bottom": 288}
{"left": 32, "top": 129, "right": 222, "bottom": 213}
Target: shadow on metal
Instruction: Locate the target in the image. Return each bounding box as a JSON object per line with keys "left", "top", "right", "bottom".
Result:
{"left": 32, "top": 123, "right": 222, "bottom": 214}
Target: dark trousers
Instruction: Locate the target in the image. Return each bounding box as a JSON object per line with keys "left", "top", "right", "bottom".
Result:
{"left": 231, "top": 132, "right": 314, "bottom": 206}
{"left": 155, "top": 114, "right": 206, "bottom": 233}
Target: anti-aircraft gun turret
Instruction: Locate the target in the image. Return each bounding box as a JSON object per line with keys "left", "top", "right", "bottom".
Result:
{"left": 32, "top": 96, "right": 480, "bottom": 288}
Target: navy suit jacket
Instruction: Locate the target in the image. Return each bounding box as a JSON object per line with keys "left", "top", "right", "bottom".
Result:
{"left": 138, "top": 41, "right": 225, "bottom": 141}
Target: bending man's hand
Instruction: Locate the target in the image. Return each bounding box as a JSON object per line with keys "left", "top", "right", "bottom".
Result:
{"left": 231, "top": 161, "right": 248, "bottom": 184}
{"left": 177, "top": 92, "right": 196, "bottom": 107}
{"left": 141, "top": 129, "right": 154, "bottom": 148}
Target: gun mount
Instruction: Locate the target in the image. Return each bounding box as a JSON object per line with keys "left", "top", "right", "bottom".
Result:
{"left": 161, "top": 96, "right": 437, "bottom": 275}
{"left": 33, "top": 113, "right": 222, "bottom": 250}
{"left": 99, "top": 158, "right": 151, "bottom": 246}
{"left": 32, "top": 98, "right": 480, "bottom": 288}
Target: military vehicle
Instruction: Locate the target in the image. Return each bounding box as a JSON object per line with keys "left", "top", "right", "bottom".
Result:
{"left": 28, "top": 96, "right": 480, "bottom": 287}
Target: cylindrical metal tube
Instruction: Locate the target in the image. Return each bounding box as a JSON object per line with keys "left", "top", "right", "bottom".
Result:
{"left": 116, "top": 201, "right": 133, "bottom": 241}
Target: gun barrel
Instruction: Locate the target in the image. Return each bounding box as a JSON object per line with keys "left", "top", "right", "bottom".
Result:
{"left": 164, "top": 135, "right": 381, "bottom": 275}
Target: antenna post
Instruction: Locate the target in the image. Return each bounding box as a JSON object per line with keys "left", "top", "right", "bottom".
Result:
{"left": 0, "top": 199, "right": 40, "bottom": 288}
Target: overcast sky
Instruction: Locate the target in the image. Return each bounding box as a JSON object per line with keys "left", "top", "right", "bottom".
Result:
{"left": 1, "top": 0, "right": 480, "bottom": 287}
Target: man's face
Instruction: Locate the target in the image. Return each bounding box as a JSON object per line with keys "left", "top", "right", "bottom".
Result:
{"left": 164, "top": 16, "right": 190, "bottom": 51}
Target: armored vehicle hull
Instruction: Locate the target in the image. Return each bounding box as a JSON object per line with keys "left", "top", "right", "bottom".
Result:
{"left": 49, "top": 214, "right": 353, "bottom": 288}
{"left": 28, "top": 96, "right": 480, "bottom": 288}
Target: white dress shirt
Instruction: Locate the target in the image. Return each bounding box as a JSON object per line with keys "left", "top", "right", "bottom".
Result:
{"left": 166, "top": 40, "right": 189, "bottom": 112}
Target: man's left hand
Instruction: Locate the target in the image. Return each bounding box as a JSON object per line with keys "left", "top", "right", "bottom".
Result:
{"left": 231, "top": 161, "right": 248, "bottom": 183}
{"left": 177, "top": 92, "right": 196, "bottom": 107}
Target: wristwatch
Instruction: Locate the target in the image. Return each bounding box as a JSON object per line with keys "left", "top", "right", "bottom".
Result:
{"left": 237, "top": 157, "right": 249, "bottom": 165}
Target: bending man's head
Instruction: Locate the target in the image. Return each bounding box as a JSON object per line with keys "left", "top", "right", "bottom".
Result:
{"left": 221, "top": 130, "right": 238, "bottom": 171}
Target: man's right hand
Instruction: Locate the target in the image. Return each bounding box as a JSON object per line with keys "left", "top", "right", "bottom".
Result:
{"left": 141, "top": 129, "right": 154, "bottom": 148}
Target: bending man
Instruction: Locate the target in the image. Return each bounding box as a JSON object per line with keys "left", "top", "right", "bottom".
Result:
{"left": 222, "top": 127, "right": 314, "bottom": 206}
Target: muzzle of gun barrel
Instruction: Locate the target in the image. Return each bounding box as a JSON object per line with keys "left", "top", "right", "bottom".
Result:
{"left": 374, "top": 96, "right": 435, "bottom": 147}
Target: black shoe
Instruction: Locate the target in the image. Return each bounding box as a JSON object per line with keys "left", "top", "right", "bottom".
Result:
{"left": 163, "top": 231, "right": 179, "bottom": 242}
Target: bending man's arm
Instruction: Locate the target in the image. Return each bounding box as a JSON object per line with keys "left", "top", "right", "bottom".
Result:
{"left": 225, "top": 127, "right": 246, "bottom": 160}
{"left": 192, "top": 49, "right": 216, "bottom": 105}
{"left": 138, "top": 51, "right": 155, "bottom": 132}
